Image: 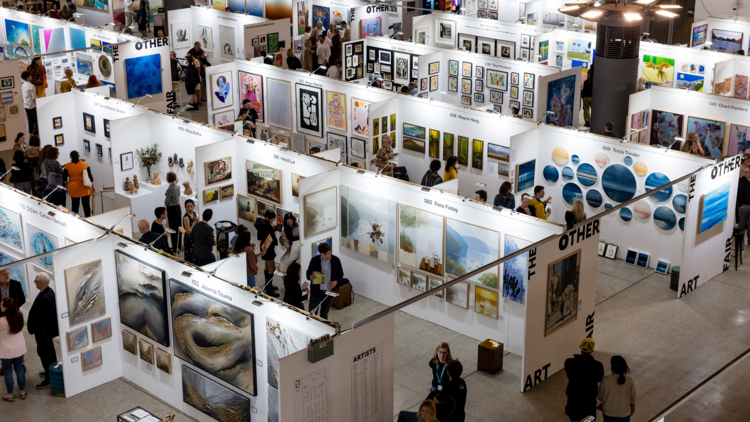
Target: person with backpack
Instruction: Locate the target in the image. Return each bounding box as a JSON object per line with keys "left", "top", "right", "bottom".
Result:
{"left": 421, "top": 160, "right": 443, "bottom": 187}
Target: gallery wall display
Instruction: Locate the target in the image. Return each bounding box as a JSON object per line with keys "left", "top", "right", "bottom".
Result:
{"left": 64, "top": 259, "right": 106, "bottom": 326}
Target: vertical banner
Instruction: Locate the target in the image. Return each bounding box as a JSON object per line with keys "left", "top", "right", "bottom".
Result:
{"left": 677, "top": 155, "right": 742, "bottom": 297}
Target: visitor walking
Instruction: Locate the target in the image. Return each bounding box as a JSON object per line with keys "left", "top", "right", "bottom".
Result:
{"left": 232, "top": 231, "right": 258, "bottom": 288}
{"left": 420, "top": 160, "right": 443, "bottom": 187}
{"left": 63, "top": 151, "right": 94, "bottom": 217}
{"left": 597, "top": 356, "right": 636, "bottom": 422}
{"left": 0, "top": 298, "right": 26, "bottom": 401}
{"left": 27, "top": 273, "right": 57, "bottom": 389}
{"left": 41, "top": 147, "right": 65, "bottom": 207}
{"left": 182, "top": 199, "right": 198, "bottom": 263}
{"left": 493, "top": 182, "right": 515, "bottom": 209}
{"left": 565, "top": 200, "right": 586, "bottom": 230}
{"left": 283, "top": 262, "right": 305, "bottom": 310}
{"left": 164, "top": 172, "right": 181, "bottom": 251}
{"left": 316, "top": 34, "right": 331, "bottom": 67}
{"left": 564, "top": 339, "right": 604, "bottom": 422}
{"left": 280, "top": 213, "right": 300, "bottom": 268}
{"left": 184, "top": 51, "right": 201, "bottom": 110}
{"left": 432, "top": 360, "right": 467, "bottom": 422}
{"left": 136, "top": 1, "right": 148, "bottom": 38}
{"left": 301, "top": 39, "right": 314, "bottom": 72}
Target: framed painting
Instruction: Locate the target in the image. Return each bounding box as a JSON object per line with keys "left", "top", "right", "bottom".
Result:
{"left": 204, "top": 157, "right": 232, "bottom": 185}
{"left": 295, "top": 83, "right": 323, "bottom": 138}
{"left": 397, "top": 203, "right": 445, "bottom": 276}
{"left": 430, "top": 76, "right": 438, "bottom": 91}
{"left": 237, "top": 194, "right": 257, "bottom": 223}
{"left": 239, "top": 71, "right": 264, "bottom": 123}
{"left": 66, "top": 326, "right": 89, "bottom": 352}
{"left": 445, "top": 218, "right": 499, "bottom": 288}
{"left": 326, "top": 131, "right": 348, "bottom": 164}
{"left": 462, "top": 62, "right": 472, "bottom": 78}
{"left": 436, "top": 19, "right": 456, "bottom": 46}
{"left": 403, "top": 138, "right": 426, "bottom": 154}
{"left": 524, "top": 72, "right": 535, "bottom": 89}
{"left": 403, "top": 123, "right": 426, "bottom": 139}
{"left": 211, "top": 70, "right": 234, "bottom": 109}
{"left": 445, "top": 280, "right": 469, "bottom": 309}
{"left": 352, "top": 98, "right": 371, "bottom": 136}
{"left": 26, "top": 223, "right": 59, "bottom": 272}
{"left": 448, "top": 76, "right": 458, "bottom": 92}
{"left": 428, "top": 129, "right": 440, "bottom": 158}
{"left": 472, "top": 139, "right": 484, "bottom": 169}
{"left": 711, "top": 29, "right": 743, "bottom": 54}
{"left": 0, "top": 205, "right": 23, "bottom": 253}
{"left": 475, "top": 286, "right": 499, "bottom": 319}
{"left": 429, "top": 62, "right": 439, "bottom": 75}
{"left": 91, "top": 317, "right": 112, "bottom": 343}
{"left": 350, "top": 138, "right": 366, "bottom": 159}
{"left": 545, "top": 249, "right": 581, "bottom": 337}
{"left": 64, "top": 260, "right": 106, "bottom": 325}
{"left": 81, "top": 347, "right": 102, "bottom": 371}
{"left": 124, "top": 54, "right": 162, "bottom": 99}
{"left": 340, "top": 185, "right": 397, "bottom": 264}
{"left": 698, "top": 183, "right": 729, "bottom": 233}
{"left": 122, "top": 330, "right": 136, "bottom": 355}
{"left": 304, "top": 186, "right": 338, "bottom": 237}
{"left": 219, "top": 184, "right": 235, "bottom": 200}
{"left": 490, "top": 90, "right": 503, "bottom": 104}
{"left": 727, "top": 124, "right": 750, "bottom": 156}
{"left": 411, "top": 271, "right": 428, "bottom": 292}
{"left": 83, "top": 112, "right": 95, "bottom": 133}
{"left": 503, "top": 235, "right": 533, "bottom": 304}
{"left": 443, "top": 133, "right": 455, "bottom": 161}
{"left": 204, "top": 188, "right": 219, "bottom": 204}
{"left": 515, "top": 159, "right": 536, "bottom": 192}
{"left": 487, "top": 69, "right": 507, "bottom": 90}
{"left": 686, "top": 116, "right": 725, "bottom": 159}
{"left": 488, "top": 143, "right": 509, "bottom": 162}
{"left": 448, "top": 60, "right": 459, "bottom": 76}
{"left": 429, "top": 276, "right": 444, "bottom": 298}
{"left": 397, "top": 266, "right": 411, "bottom": 287}
{"left": 649, "top": 110, "right": 684, "bottom": 149}
{"left": 246, "top": 160, "right": 282, "bottom": 205}
{"left": 457, "top": 136, "right": 469, "bottom": 166}
{"left": 156, "top": 348, "right": 171, "bottom": 374}
{"left": 267, "top": 78, "right": 292, "bottom": 130}
{"left": 326, "top": 91, "right": 347, "bottom": 132}
{"left": 462, "top": 78, "right": 472, "bottom": 94}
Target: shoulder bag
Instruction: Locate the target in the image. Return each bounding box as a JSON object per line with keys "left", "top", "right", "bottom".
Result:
{"left": 82, "top": 162, "right": 92, "bottom": 188}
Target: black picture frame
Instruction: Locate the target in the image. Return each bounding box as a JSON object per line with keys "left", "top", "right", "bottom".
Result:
{"left": 511, "top": 72, "right": 520, "bottom": 85}
{"left": 428, "top": 61, "right": 440, "bottom": 75}
{"left": 53, "top": 116, "right": 63, "bottom": 129}
{"left": 421, "top": 78, "right": 427, "bottom": 91}
{"left": 474, "top": 93, "right": 485, "bottom": 103}
{"left": 511, "top": 86, "right": 519, "bottom": 99}
{"left": 0, "top": 76, "right": 15, "bottom": 90}
{"left": 54, "top": 134, "right": 64, "bottom": 146}
{"left": 448, "top": 60, "right": 459, "bottom": 76}
{"left": 104, "top": 119, "right": 110, "bottom": 138}
{"left": 83, "top": 140, "right": 91, "bottom": 152}
{"left": 476, "top": 66, "right": 484, "bottom": 78}
{"left": 523, "top": 90, "right": 535, "bottom": 107}
{"left": 490, "top": 90, "right": 503, "bottom": 104}
{"left": 83, "top": 112, "right": 96, "bottom": 133}
{"left": 462, "top": 61, "right": 472, "bottom": 78}
{"left": 524, "top": 72, "right": 536, "bottom": 89}
{"left": 522, "top": 108, "right": 534, "bottom": 119}
{"left": 510, "top": 100, "right": 520, "bottom": 111}
{"left": 429, "top": 76, "right": 438, "bottom": 91}
{"left": 96, "top": 143, "right": 103, "bottom": 156}
{"left": 474, "top": 79, "right": 483, "bottom": 92}
{"left": 461, "top": 95, "right": 471, "bottom": 106}
{"left": 448, "top": 76, "right": 458, "bottom": 92}
{"left": 120, "top": 151, "right": 134, "bottom": 171}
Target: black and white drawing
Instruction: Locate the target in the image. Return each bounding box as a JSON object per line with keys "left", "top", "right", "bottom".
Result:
{"left": 296, "top": 84, "right": 323, "bottom": 138}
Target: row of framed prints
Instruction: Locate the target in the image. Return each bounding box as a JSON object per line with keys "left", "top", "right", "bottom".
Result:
{"left": 366, "top": 46, "right": 419, "bottom": 87}
{"left": 457, "top": 34, "right": 516, "bottom": 60}
{"left": 237, "top": 192, "right": 300, "bottom": 225}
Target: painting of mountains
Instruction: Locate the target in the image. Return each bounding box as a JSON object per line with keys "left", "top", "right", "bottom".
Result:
{"left": 711, "top": 29, "right": 743, "bottom": 54}
{"left": 445, "top": 219, "right": 499, "bottom": 289}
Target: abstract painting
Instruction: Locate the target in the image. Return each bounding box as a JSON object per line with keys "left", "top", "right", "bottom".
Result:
{"left": 687, "top": 116, "right": 725, "bottom": 159}
{"left": 326, "top": 132, "right": 348, "bottom": 164}
{"left": 171, "top": 279, "right": 257, "bottom": 395}
{"left": 296, "top": 84, "right": 323, "bottom": 138}
{"left": 504, "top": 235, "right": 532, "bottom": 304}
{"left": 139, "top": 338, "right": 154, "bottom": 364}
{"left": 576, "top": 163, "right": 597, "bottom": 187}
{"left": 654, "top": 206, "right": 677, "bottom": 230}
{"left": 340, "top": 186, "right": 397, "bottom": 264}
{"left": 645, "top": 172, "right": 673, "bottom": 202}
{"left": 711, "top": 29, "right": 743, "bottom": 54}
{"left": 267, "top": 317, "right": 313, "bottom": 390}
{"left": 246, "top": 161, "right": 282, "bottom": 205}
{"left": 553, "top": 146, "right": 569, "bottom": 165}
{"left": 268, "top": 78, "right": 292, "bottom": 129}
{"left": 304, "top": 186, "right": 337, "bottom": 237}
{"left": 601, "top": 164, "right": 637, "bottom": 203}
{"left": 77, "top": 54, "right": 93, "bottom": 76}
{"left": 122, "top": 330, "right": 137, "bottom": 355}
{"left": 125, "top": 54, "right": 162, "bottom": 99}
{"left": 219, "top": 25, "right": 236, "bottom": 61}
{"left": 91, "top": 317, "right": 112, "bottom": 343}
{"left": 81, "top": 347, "right": 102, "bottom": 372}
{"left": 0, "top": 205, "right": 23, "bottom": 253}
{"left": 292, "top": 174, "right": 305, "bottom": 198}
{"left": 563, "top": 183, "right": 583, "bottom": 205}
{"left": 546, "top": 75, "right": 576, "bottom": 127}
{"left": 650, "top": 110, "right": 683, "bottom": 149}
{"left": 156, "top": 349, "right": 171, "bottom": 374}
{"left": 182, "top": 365, "right": 251, "bottom": 421}
{"left": 312, "top": 5, "right": 330, "bottom": 29}
{"left": 43, "top": 28, "right": 66, "bottom": 54}
{"left": 211, "top": 70, "right": 234, "bottom": 108}
{"left": 515, "top": 159, "right": 536, "bottom": 193}
{"left": 26, "top": 224, "right": 59, "bottom": 272}
{"left": 446, "top": 219, "right": 499, "bottom": 288}
{"left": 699, "top": 183, "right": 729, "bottom": 234}
{"left": 326, "top": 91, "right": 347, "bottom": 131}
{"left": 67, "top": 326, "right": 89, "bottom": 352}
{"left": 360, "top": 17, "right": 382, "bottom": 37}
{"left": 545, "top": 249, "right": 580, "bottom": 336}
{"left": 727, "top": 124, "right": 750, "bottom": 156}
{"left": 239, "top": 72, "right": 264, "bottom": 123}
{"left": 398, "top": 204, "right": 444, "bottom": 276}
{"left": 543, "top": 165, "right": 559, "bottom": 183}
{"left": 475, "top": 286, "right": 499, "bottom": 319}
{"left": 5, "top": 20, "right": 30, "bottom": 46}
{"left": 487, "top": 70, "right": 507, "bottom": 90}
{"left": 641, "top": 55, "right": 675, "bottom": 85}
{"left": 735, "top": 75, "right": 749, "bottom": 99}
{"left": 115, "top": 251, "right": 169, "bottom": 347}
{"left": 445, "top": 280, "right": 469, "bottom": 309}
{"left": 352, "top": 98, "right": 370, "bottom": 136}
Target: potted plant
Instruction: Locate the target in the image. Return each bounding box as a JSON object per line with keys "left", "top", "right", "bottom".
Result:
{"left": 135, "top": 143, "right": 162, "bottom": 182}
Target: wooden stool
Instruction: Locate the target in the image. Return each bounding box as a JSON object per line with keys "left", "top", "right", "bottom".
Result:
{"left": 477, "top": 339, "right": 503, "bottom": 375}
{"left": 333, "top": 282, "right": 352, "bottom": 310}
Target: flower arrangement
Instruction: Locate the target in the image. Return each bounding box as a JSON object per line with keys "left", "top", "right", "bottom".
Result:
{"left": 136, "top": 143, "right": 162, "bottom": 182}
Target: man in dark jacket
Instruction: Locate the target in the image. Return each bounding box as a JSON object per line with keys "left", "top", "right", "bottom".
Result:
{"left": 581, "top": 63, "right": 594, "bottom": 127}
{"left": 564, "top": 338, "right": 604, "bottom": 421}
{"left": 27, "top": 273, "right": 58, "bottom": 389}
{"left": 434, "top": 359, "right": 467, "bottom": 422}
{"left": 192, "top": 209, "right": 216, "bottom": 266}
{"left": 255, "top": 210, "right": 280, "bottom": 297}
{"left": 261, "top": 50, "right": 274, "bottom": 65}
{"left": 305, "top": 242, "right": 343, "bottom": 319}
{"left": 737, "top": 165, "right": 750, "bottom": 245}
{"left": 137, "top": 219, "right": 170, "bottom": 254}
{"left": 0, "top": 268, "right": 26, "bottom": 316}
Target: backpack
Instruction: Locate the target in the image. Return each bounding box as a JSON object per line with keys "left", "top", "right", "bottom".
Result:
{"left": 392, "top": 166, "right": 409, "bottom": 181}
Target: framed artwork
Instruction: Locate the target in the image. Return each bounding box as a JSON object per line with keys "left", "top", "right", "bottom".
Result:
{"left": 403, "top": 137, "right": 426, "bottom": 154}
{"left": 523, "top": 90, "right": 534, "bottom": 107}
{"left": 698, "top": 183, "right": 729, "bottom": 233}
{"left": 490, "top": 90, "right": 503, "bottom": 104}
{"left": 124, "top": 54, "right": 162, "bottom": 99}
{"left": 155, "top": 348, "right": 171, "bottom": 374}
{"left": 511, "top": 72, "right": 520, "bottom": 86}
{"left": 394, "top": 52, "right": 411, "bottom": 85}
{"left": 524, "top": 72, "right": 535, "bottom": 89}
{"left": 122, "top": 330, "right": 137, "bottom": 355}
{"left": 138, "top": 338, "right": 154, "bottom": 365}
{"left": 95, "top": 143, "right": 103, "bottom": 157}
{"left": 487, "top": 70, "right": 507, "bottom": 90}
{"left": 397, "top": 266, "right": 411, "bottom": 287}
{"left": 415, "top": 28, "right": 428, "bottom": 44}
{"left": 461, "top": 96, "right": 471, "bottom": 106}
{"left": 204, "top": 157, "right": 232, "bottom": 185}
{"left": 498, "top": 41, "right": 515, "bottom": 59}
{"left": 211, "top": 70, "right": 234, "bottom": 109}
{"left": 182, "top": 365, "right": 251, "bottom": 420}
{"left": 66, "top": 326, "right": 89, "bottom": 352}
{"left": 655, "top": 260, "right": 670, "bottom": 274}
{"left": 204, "top": 188, "right": 219, "bottom": 204}
{"left": 54, "top": 134, "right": 64, "bottom": 147}
{"left": 403, "top": 123, "right": 426, "bottom": 139}
{"left": 436, "top": 19, "right": 456, "bottom": 45}
{"left": 53, "top": 116, "right": 62, "bottom": 129}
{"left": 246, "top": 161, "right": 282, "bottom": 205}
{"left": 421, "top": 78, "right": 428, "bottom": 91}
{"left": 462, "top": 62, "right": 472, "bottom": 78}
{"left": 429, "top": 62, "right": 439, "bottom": 75}
{"left": 448, "top": 76, "right": 458, "bottom": 92}
{"left": 544, "top": 249, "right": 581, "bottom": 337}
{"left": 712, "top": 29, "right": 743, "bottom": 54}
{"left": 649, "top": 110, "right": 684, "bottom": 149}
{"left": 120, "top": 152, "right": 134, "bottom": 171}
{"left": 474, "top": 93, "right": 485, "bottom": 103}
{"left": 198, "top": 25, "right": 213, "bottom": 51}
{"left": 170, "top": 22, "right": 190, "bottom": 49}
{"left": 379, "top": 50, "right": 392, "bottom": 64}
{"left": 219, "top": 184, "right": 235, "bottom": 200}
{"left": 352, "top": 98, "right": 371, "bottom": 136}
{"left": 515, "top": 159, "right": 536, "bottom": 192}
{"left": 326, "top": 91, "right": 347, "bottom": 132}
{"left": 239, "top": 71, "right": 264, "bottom": 123}
{"left": 0, "top": 76, "right": 15, "bottom": 90}
{"left": 81, "top": 347, "right": 102, "bottom": 371}
{"left": 462, "top": 78, "right": 472, "bottom": 94}
{"left": 306, "top": 139, "right": 326, "bottom": 154}
{"left": 429, "top": 276, "right": 444, "bottom": 298}
{"left": 521, "top": 34, "right": 531, "bottom": 48}
{"left": 83, "top": 112, "right": 95, "bottom": 133}
{"left": 397, "top": 203, "right": 444, "bottom": 276}
{"left": 304, "top": 186, "right": 338, "bottom": 237}
{"left": 213, "top": 109, "right": 236, "bottom": 127}
{"left": 687, "top": 116, "right": 726, "bottom": 159}
{"left": 691, "top": 24, "right": 708, "bottom": 48}
{"left": 428, "top": 129, "right": 440, "bottom": 158}
{"left": 472, "top": 139, "right": 484, "bottom": 169}
{"left": 219, "top": 25, "right": 236, "bottom": 61}
{"left": 296, "top": 83, "right": 323, "bottom": 138}
{"left": 91, "top": 317, "right": 112, "bottom": 343}
{"left": 605, "top": 244, "right": 618, "bottom": 259}
{"left": 351, "top": 137, "right": 366, "bottom": 159}
{"left": 475, "top": 79, "right": 484, "bottom": 92}
{"left": 448, "top": 60, "right": 458, "bottom": 76}
{"left": 326, "top": 132, "right": 348, "bottom": 164}
{"left": 488, "top": 143, "right": 509, "bottom": 162}
{"left": 410, "top": 271, "right": 428, "bottom": 292}
{"left": 430, "top": 76, "right": 438, "bottom": 91}
{"left": 443, "top": 133, "right": 455, "bottom": 161}
{"left": 0, "top": 206, "right": 23, "bottom": 253}
{"left": 237, "top": 194, "right": 257, "bottom": 223}
{"left": 27, "top": 223, "right": 59, "bottom": 271}
{"left": 727, "top": 124, "right": 750, "bottom": 156}
{"left": 446, "top": 280, "right": 469, "bottom": 309}
{"left": 522, "top": 108, "right": 533, "bottom": 119}
{"left": 475, "top": 286, "right": 499, "bottom": 319}
{"left": 476, "top": 66, "right": 484, "bottom": 79}
{"left": 457, "top": 136, "right": 469, "bottom": 166}
{"left": 459, "top": 35, "right": 474, "bottom": 52}
{"left": 257, "top": 200, "right": 275, "bottom": 221}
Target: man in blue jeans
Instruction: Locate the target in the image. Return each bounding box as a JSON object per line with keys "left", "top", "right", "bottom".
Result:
{"left": 27, "top": 273, "right": 58, "bottom": 389}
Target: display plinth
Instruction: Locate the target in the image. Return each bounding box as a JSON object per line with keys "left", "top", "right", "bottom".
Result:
{"left": 477, "top": 339, "right": 503, "bottom": 375}
{"left": 115, "top": 191, "right": 155, "bottom": 229}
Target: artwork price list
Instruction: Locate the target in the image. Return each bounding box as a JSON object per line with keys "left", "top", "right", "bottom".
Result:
{"left": 351, "top": 343, "right": 383, "bottom": 422}
{"left": 294, "top": 367, "right": 330, "bottom": 422}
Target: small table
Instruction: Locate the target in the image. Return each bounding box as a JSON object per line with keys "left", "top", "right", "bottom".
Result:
{"left": 116, "top": 406, "right": 162, "bottom": 422}
{"left": 477, "top": 339, "right": 503, "bottom": 375}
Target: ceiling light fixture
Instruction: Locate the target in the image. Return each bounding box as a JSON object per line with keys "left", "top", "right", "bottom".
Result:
{"left": 624, "top": 13, "right": 643, "bottom": 20}
{"left": 581, "top": 10, "right": 603, "bottom": 19}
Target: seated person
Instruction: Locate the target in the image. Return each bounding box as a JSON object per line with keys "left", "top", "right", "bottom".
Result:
{"left": 137, "top": 219, "right": 170, "bottom": 253}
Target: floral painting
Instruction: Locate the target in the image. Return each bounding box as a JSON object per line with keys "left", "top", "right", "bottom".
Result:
{"left": 125, "top": 54, "right": 162, "bottom": 99}
{"left": 734, "top": 74, "right": 748, "bottom": 99}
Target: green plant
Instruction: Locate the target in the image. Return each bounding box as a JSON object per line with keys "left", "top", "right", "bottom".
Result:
{"left": 136, "top": 143, "right": 162, "bottom": 167}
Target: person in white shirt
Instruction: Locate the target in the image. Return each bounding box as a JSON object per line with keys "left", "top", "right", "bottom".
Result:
{"left": 21, "top": 71, "right": 38, "bottom": 135}
{"left": 124, "top": 0, "right": 134, "bottom": 28}
{"left": 326, "top": 59, "right": 342, "bottom": 80}
{"left": 316, "top": 35, "right": 331, "bottom": 67}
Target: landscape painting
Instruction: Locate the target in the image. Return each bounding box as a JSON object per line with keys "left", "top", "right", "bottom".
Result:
{"left": 443, "top": 133, "right": 455, "bottom": 161}
{"left": 81, "top": 346, "right": 102, "bottom": 371}
{"left": 503, "top": 235, "right": 532, "bottom": 304}
{"left": 675, "top": 73, "right": 704, "bottom": 92}
{"left": 170, "top": 279, "right": 257, "bottom": 396}
{"left": 403, "top": 123, "right": 426, "bottom": 139}
{"left": 91, "top": 317, "right": 112, "bottom": 343}
{"left": 246, "top": 161, "right": 282, "bottom": 205}
{"left": 122, "top": 330, "right": 137, "bottom": 355}
{"left": 545, "top": 249, "right": 581, "bottom": 337}
{"left": 182, "top": 366, "right": 251, "bottom": 422}
{"left": 445, "top": 280, "right": 469, "bottom": 309}
{"left": 115, "top": 251, "right": 169, "bottom": 347}
{"left": 403, "top": 138, "right": 426, "bottom": 154}
{"left": 711, "top": 29, "right": 743, "bottom": 54}
{"left": 398, "top": 204, "right": 444, "bottom": 276}
{"left": 304, "top": 186, "right": 337, "bottom": 237}
{"left": 67, "top": 326, "right": 89, "bottom": 351}
{"left": 515, "top": 159, "right": 536, "bottom": 193}
{"left": 340, "top": 185, "right": 397, "bottom": 264}
{"left": 699, "top": 183, "right": 729, "bottom": 234}
{"left": 237, "top": 194, "right": 257, "bottom": 223}
{"left": 445, "top": 219, "right": 499, "bottom": 289}
{"left": 487, "top": 143, "right": 509, "bottom": 162}
{"left": 457, "top": 136, "right": 469, "bottom": 166}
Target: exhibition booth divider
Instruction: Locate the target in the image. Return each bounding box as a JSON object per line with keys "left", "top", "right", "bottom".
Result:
{"left": 0, "top": 10, "right": 171, "bottom": 113}
{"left": 509, "top": 125, "right": 718, "bottom": 270}
{"left": 0, "top": 183, "right": 398, "bottom": 422}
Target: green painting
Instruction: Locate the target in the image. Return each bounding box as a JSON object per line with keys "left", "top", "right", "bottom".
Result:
{"left": 472, "top": 139, "right": 484, "bottom": 170}
{"left": 268, "top": 33, "right": 280, "bottom": 53}
{"left": 429, "top": 129, "right": 440, "bottom": 159}
{"left": 443, "top": 133, "right": 454, "bottom": 161}
{"left": 457, "top": 136, "right": 469, "bottom": 166}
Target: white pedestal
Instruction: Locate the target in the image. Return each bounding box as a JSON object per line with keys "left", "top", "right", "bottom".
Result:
{"left": 115, "top": 189, "right": 155, "bottom": 230}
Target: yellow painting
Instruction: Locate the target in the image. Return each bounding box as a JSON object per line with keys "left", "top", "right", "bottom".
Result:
{"left": 474, "top": 285, "right": 499, "bottom": 319}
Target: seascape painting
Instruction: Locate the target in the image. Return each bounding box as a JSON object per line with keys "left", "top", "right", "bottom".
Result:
{"left": 645, "top": 172, "right": 673, "bottom": 203}
{"left": 411, "top": 272, "right": 427, "bottom": 291}
{"left": 5, "top": 19, "right": 30, "bottom": 46}
{"left": 125, "top": 54, "right": 162, "bottom": 99}
{"left": 67, "top": 326, "right": 89, "bottom": 351}
{"left": 576, "top": 163, "right": 597, "bottom": 187}
{"left": 246, "top": 161, "right": 282, "bottom": 205}
{"left": 601, "top": 164, "right": 637, "bottom": 203}
{"left": 445, "top": 219, "right": 499, "bottom": 289}
{"left": 653, "top": 206, "right": 677, "bottom": 231}
{"left": 182, "top": 365, "right": 251, "bottom": 422}
{"left": 304, "top": 186, "right": 337, "bottom": 237}
{"left": 0, "top": 205, "right": 23, "bottom": 253}
{"left": 546, "top": 75, "right": 576, "bottom": 127}
{"left": 403, "top": 123, "right": 426, "bottom": 139}
{"left": 171, "top": 279, "right": 257, "bottom": 396}
{"left": 515, "top": 159, "right": 536, "bottom": 193}
{"left": 503, "top": 235, "right": 532, "bottom": 304}
{"left": 115, "top": 251, "right": 169, "bottom": 347}
{"left": 340, "top": 186, "right": 397, "bottom": 264}
{"left": 27, "top": 224, "right": 59, "bottom": 271}
{"left": 545, "top": 250, "right": 580, "bottom": 337}
{"left": 699, "top": 183, "right": 729, "bottom": 234}
{"left": 267, "top": 317, "right": 313, "bottom": 390}
{"left": 81, "top": 347, "right": 102, "bottom": 371}
{"left": 586, "top": 190, "right": 603, "bottom": 208}
{"left": 398, "top": 204, "right": 444, "bottom": 276}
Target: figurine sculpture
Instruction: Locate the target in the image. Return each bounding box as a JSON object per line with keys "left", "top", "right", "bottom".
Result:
{"left": 123, "top": 177, "right": 132, "bottom": 192}
{"left": 183, "top": 181, "right": 192, "bottom": 195}
{"left": 187, "top": 160, "right": 194, "bottom": 174}
{"left": 152, "top": 171, "right": 162, "bottom": 185}
{"left": 133, "top": 175, "right": 140, "bottom": 189}
{"left": 173, "top": 153, "right": 178, "bottom": 165}
{"left": 129, "top": 184, "right": 138, "bottom": 194}
{"left": 168, "top": 156, "right": 173, "bottom": 167}
{"left": 179, "top": 158, "right": 184, "bottom": 168}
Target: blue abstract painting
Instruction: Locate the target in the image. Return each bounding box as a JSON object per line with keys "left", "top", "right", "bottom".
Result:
{"left": 5, "top": 19, "right": 30, "bottom": 46}
{"left": 679, "top": 217, "right": 685, "bottom": 231}
{"left": 562, "top": 183, "right": 583, "bottom": 206}
{"left": 602, "top": 164, "right": 636, "bottom": 203}
{"left": 125, "top": 54, "right": 163, "bottom": 99}
{"left": 69, "top": 27, "right": 86, "bottom": 50}
{"left": 586, "top": 190, "right": 602, "bottom": 208}
{"left": 76, "top": 55, "right": 93, "bottom": 76}
{"left": 0, "top": 252, "right": 27, "bottom": 298}
{"left": 654, "top": 206, "right": 677, "bottom": 231}
{"left": 620, "top": 208, "right": 633, "bottom": 221}
{"left": 571, "top": 155, "right": 580, "bottom": 165}
{"left": 624, "top": 156, "right": 633, "bottom": 166}
{"left": 625, "top": 249, "right": 637, "bottom": 265}
{"left": 636, "top": 253, "right": 649, "bottom": 268}
{"left": 645, "top": 172, "right": 673, "bottom": 203}
{"left": 605, "top": 203, "right": 613, "bottom": 210}
{"left": 562, "top": 166, "right": 574, "bottom": 181}
{"left": 699, "top": 183, "right": 729, "bottom": 233}
{"left": 0, "top": 206, "right": 23, "bottom": 253}
{"left": 576, "top": 163, "right": 597, "bottom": 187}
{"left": 516, "top": 160, "right": 535, "bottom": 192}
{"left": 44, "top": 28, "right": 66, "bottom": 54}
{"left": 546, "top": 75, "right": 576, "bottom": 127}
{"left": 673, "top": 194, "right": 687, "bottom": 214}
{"left": 26, "top": 224, "right": 59, "bottom": 271}
{"left": 503, "top": 235, "right": 532, "bottom": 304}
{"left": 543, "top": 165, "right": 559, "bottom": 183}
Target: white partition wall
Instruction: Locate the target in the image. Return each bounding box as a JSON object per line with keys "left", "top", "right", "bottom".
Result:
{"left": 510, "top": 126, "right": 714, "bottom": 268}
{"left": 690, "top": 17, "right": 750, "bottom": 53}
{"left": 243, "top": 19, "right": 292, "bottom": 63}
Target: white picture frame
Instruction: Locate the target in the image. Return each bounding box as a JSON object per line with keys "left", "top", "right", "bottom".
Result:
{"left": 436, "top": 19, "right": 456, "bottom": 46}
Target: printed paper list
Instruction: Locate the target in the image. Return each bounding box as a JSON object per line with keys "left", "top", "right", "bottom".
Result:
{"left": 294, "top": 367, "right": 330, "bottom": 422}
{"left": 351, "top": 343, "right": 383, "bottom": 422}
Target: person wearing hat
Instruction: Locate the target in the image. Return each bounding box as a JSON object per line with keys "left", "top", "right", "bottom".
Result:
{"left": 564, "top": 339, "right": 604, "bottom": 422}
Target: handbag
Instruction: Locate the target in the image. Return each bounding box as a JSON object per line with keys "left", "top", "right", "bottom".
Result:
{"left": 82, "top": 162, "right": 92, "bottom": 188}
{"left": 172, "top": 81, "right": 180, "bottom": 92}
{"left": 47, "top": 171, "right": 63, "bottom": 188}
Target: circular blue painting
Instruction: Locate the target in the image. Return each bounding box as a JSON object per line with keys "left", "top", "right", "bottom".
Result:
{"left": 562, "top": 183, "right": 583, "bottom": 206}
{"left": 576, "top": 163, "right": 598, "bottom": 187}
{"left": 620, "top": 207, "right": 633, "bottom": 221}
{"left": 601, "top": 164, "right": 637, "bottom": 203}
{"left": 645, "top": 172, "right": 673, "bottom": 203}
{"left": 562, "top": 166, "right": 575, "bottom": 181}
{"left": 605, "top": 203, "right": 613, "bottom": 210}
{"left": 654, "top": 206, "right": 677, "bottom": 230}
{"left": 572, "top": 155, "right": 580, "bottom": 165}
{"left": 14, "top": 46, "right": 29, "bottom": 57}
{"left": 586, "top": 190, "right": 603, "bottom": 208}
{"left": 624, "top": 156, "right": 633, "bottom": 166}
{"left": 679, "top": 217, "right": 685, "bottom": 231}
{"left": 543, "top": 165, "right": 559, "bottom": 183}
{"left": 672, "top": 194, "right": 687, "bottom": 214}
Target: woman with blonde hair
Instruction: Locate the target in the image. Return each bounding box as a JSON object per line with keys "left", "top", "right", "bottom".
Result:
{"left": 429, "top": 342, "right": 453, "bottom": 392}
{"left": 310, "top": 28, "right": 319, "bottom": 69}
{"left": 565, "top": 199, "right": 586, "bottom": 230}
{"left": 680, "top": 131, "right": 705, "bottom": 155}
{"left": 417, "top": 400, "right": 438, "bottom": 422}
{"left": 286, "top": 48, "right": 302, "bottom": 70}
{"left": 301, "top": 39, "right": 314, "bottom": 72}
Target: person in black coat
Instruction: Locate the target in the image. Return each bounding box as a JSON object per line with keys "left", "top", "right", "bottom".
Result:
{"left": 27, "top": 273, "right": 58, "bottom": 389}
{"left": 305, "top": 241, "right": 343, "bottom": 320}
{"left": 433, "top": 359, "right": 467, "bottom": 422}
{"left": 283, "top": 262, "right": 305, "bottom": 310}
{"left": 0, "top": 268, "right": 26, "bottom": 317}
{"left": 428, "top": 342, "right": 453, "bottom": 392}
{"left": 564, "top": 339, "right": 605, "bottom": 421}
{"left": 255, "top": 210, "right": 280, "bottom": 298}
{"left": 137, "top": 219, "right": 170, "bottom": 254}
